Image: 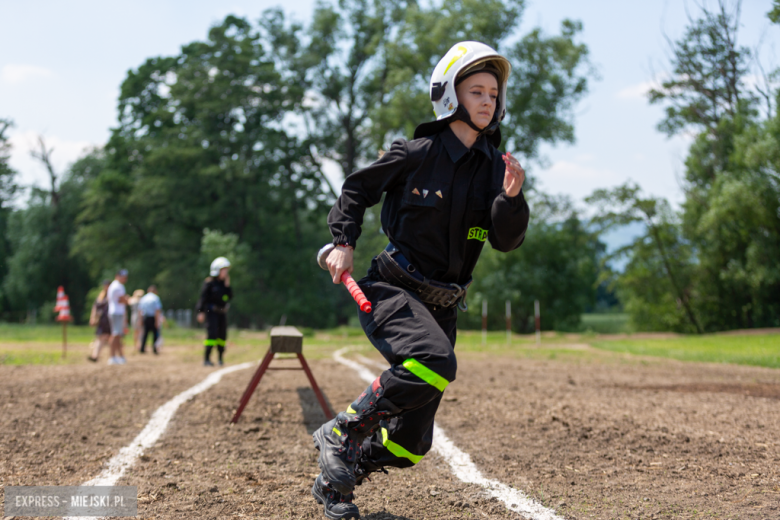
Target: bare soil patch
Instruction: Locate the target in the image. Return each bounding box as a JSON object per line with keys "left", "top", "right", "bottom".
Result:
{"left": 434, "top": 353, "right": 780, "bottom": 519}
{"left": 2, "top": 345, "right": 779, "bottom": 519}
{"left": 115, "top": 354, "right": 522, "bottom": 519}
{"left": 0, "top": 351, "right": 220, "bottom": 517}
{"left": 629, "top": 382, "right": 780, "bottom": 400}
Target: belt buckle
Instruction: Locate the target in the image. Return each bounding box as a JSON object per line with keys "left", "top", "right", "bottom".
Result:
{"left": 444, "top": 283, "right": 465, "bottom": 308}
{"left": 454, "top": 281, "right": 472, "bottom": 312}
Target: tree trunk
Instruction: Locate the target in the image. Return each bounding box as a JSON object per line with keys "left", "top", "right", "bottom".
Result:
{"left": 648, "top": 223, "right": 703, "bottom": 333}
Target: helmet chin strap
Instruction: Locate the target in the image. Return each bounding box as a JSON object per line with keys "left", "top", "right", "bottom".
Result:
{"left": 453, "top": 104, "right": 500, "bottom": 137}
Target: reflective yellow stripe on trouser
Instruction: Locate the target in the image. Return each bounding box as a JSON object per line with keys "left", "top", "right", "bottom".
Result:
{"left": 204, "top": 339, "right": 219, "bottom": 346}
{"left": 382, "top": 427, "right": 424, "bottom": 464}
{"left": 344, "top": 408, "right": 425, "bottom": 464}
{"left": 402, "top": 358, "right": 449, "bottom": 392}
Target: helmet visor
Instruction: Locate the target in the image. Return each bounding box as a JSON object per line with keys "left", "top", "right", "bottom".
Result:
{"left": 455, "top": 57, "right": 510, "bottom": 87}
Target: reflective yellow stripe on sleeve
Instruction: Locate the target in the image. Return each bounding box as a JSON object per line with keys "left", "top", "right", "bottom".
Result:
{"left": 382, "top": 427, "right": 424, "bottom": 464}
{"left": 402, "top": 358, "right": 449, "bottom": 392}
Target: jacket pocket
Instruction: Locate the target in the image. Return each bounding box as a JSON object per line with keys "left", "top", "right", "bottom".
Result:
{"left": 363, "top": 291, "right": 409, "bottom": 337}
{"left": 402, "top": 191, "right": 444, "bottom": 209}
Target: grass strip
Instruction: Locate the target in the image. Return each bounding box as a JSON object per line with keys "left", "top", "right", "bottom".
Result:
{"left": 591, "top": 334, "right": 780, "bottom": 369}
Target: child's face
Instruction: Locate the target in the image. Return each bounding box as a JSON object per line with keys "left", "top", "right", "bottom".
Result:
{"left": 455, "top": 72, "right": 498, "bottom": 129}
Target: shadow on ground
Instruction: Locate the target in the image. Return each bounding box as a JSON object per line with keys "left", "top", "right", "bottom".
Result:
{"left": 297, "top": 386, "right": 334, "bottom": 433}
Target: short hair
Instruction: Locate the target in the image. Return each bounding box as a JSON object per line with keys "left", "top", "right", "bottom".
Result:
{"left": 147, "top": 285, "right": 157, "bottom": 292}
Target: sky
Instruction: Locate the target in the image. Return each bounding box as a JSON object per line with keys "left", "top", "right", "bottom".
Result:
{"left": 1, "top": 0, "right": 778, "bottom": 212}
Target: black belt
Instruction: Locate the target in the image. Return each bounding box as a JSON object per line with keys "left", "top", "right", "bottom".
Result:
{"left": 376, "top": 244, "right": 470, "bottom": 311}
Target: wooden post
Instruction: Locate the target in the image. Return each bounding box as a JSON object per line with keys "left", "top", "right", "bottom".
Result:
{"left": 534, "top": 300, "right": 541, "bottom": 345}
{"left": 62, "top": 321, "right": 67, "bottom": 358}
{"left": 506, "top": 300, "right": 511, "bottom": 345}
{"left": 482, "top": 300, "right": 488, "bottom": 346}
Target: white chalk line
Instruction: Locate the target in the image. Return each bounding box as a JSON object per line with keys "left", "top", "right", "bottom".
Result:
{"left": 333, "top": 348, "right": 564, "bottom": 520}
{"left": 356, "top": 353, "right": 389, "bottom": 371}
{"left": 65, "top": 361, "right": 253, "bottom": 520}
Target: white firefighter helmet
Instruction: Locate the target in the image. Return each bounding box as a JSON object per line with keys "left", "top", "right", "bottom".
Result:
{"left": 430, "top": 42, "right": 511, "bottom": 122}
{"left": 416, "top": 41, "right": 511, "bottom": 144}
{"left": 210, "top": 256, "right": 231, "bottom": 277}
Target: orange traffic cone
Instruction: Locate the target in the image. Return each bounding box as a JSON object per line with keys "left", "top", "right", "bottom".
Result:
{"left": 54, "top": 288, "right": 72, "bottom": 323}
{"left": 54, "top": 286, "right": 67, "bottom": 311}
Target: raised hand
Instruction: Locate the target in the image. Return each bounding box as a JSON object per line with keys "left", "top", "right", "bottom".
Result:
{"left": 502, "top": 152, "right": 525, "bottom": 197}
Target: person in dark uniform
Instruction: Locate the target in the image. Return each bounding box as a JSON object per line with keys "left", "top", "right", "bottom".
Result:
{"left": 196, "top": 256, "right": 232, "bottom": 366}
{"left": 310, "top": 41, "right": 529, "bottom": 519}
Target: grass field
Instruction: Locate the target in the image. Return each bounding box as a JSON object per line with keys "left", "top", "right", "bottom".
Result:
{"left": 592, "top": 333, "right": 780, "bottom": 369}
{"left": 579, "top": 312, "right": 630, "bottom": 333}
{"left": 1, "top": 322, "right": 779, "bottom": 370}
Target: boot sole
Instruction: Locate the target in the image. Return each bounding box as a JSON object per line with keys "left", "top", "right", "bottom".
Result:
{"left": 311, "top": 479, "right": 360, "bottom": 520}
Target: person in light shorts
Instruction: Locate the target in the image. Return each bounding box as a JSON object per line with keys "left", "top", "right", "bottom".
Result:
{"left": 109, "top": 314, "right": 126, "bottom": 336}
{"left": 107, "top": 269, "right": 130, "bottom": 364}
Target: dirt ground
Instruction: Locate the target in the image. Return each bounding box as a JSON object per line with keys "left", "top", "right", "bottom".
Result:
{"left": 1, "top": 343, "right": 779, "bottom": 520}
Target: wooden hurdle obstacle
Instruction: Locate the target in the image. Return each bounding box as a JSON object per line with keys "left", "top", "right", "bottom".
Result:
{"left": 230, "top": 326, "right": 334, "bottom": 423}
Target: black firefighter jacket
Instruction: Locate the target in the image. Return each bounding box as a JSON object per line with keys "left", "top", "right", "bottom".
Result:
{"left": 328, "top": 126, "right": 530, "bottom": 286}
{"left": 196, "top": 278, "right": 233, "bottom": 313}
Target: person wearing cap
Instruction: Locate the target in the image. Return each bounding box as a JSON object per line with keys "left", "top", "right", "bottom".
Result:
{"left": 107, "top": 269, "right": 130, "bottom": 365}
{"left": 87, "top": 279, "right": 112, "bottom": 362}
{"left": 196, "top": 257, "right": 232, "bottom": 366}
{"left": 311, "top": 42, "right": 528, "bottom": 519}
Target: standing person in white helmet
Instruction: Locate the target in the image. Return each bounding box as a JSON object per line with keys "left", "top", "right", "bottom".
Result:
{"left": 196, "top": 257, "right": 232, "bottom": 366}
{"left": 311, "top": 42, "right": 528, "bottom": 519}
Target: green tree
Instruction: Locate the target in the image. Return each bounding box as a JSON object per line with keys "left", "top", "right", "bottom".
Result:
{"left": 587, "top": 183, "right": 700, "bottom": 333}
{"left": 720, "top": 110, "right": 780, "bottom": 327}
{"left": 0, "top": 119, "right": 20, "bottom": 319}
{"left": 3, "top": 146, "right": 96, "bottom": 323}
{"left": 648, "top": 0, "right": 778, "bottom": 330}
{"left": 601, "top": 0, "right": 780, "bottom": 332}
{"left": 74, "top": 16, "right": 343, "bottom": 328}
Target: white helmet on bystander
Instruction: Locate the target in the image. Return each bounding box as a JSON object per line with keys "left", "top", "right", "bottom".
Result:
{"left": 210, "top": 256, "right": 231, "bottom": 277}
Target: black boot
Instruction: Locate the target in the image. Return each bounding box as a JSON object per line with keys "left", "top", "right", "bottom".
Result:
{"left": 312, "top": 378, "right": 400, "bottom": 495}
{"left": 311, "top": 474, "right": 360, "bottom": 520}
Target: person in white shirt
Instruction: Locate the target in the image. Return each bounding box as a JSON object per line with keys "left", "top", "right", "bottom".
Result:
{"left": 107, "top": 269, "right": 130, "bottom": 365}
{"left": 138, "top": 286, "right": 163, "bottom": 354}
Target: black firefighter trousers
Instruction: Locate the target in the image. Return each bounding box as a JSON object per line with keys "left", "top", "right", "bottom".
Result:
{"left": 205, "top": 311, "right": 227, "bottom": 363}
{"left": 355, "top": 271, "right": 458, "bottom": 470}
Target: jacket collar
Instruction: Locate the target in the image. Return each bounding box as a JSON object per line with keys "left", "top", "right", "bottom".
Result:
{"left": 441, "top": 125, "right": 492, "bottom": 162}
